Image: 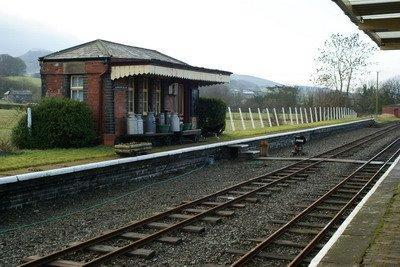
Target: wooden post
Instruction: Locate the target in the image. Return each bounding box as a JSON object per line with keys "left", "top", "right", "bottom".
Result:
{"left": 282, "top": 107, "right": 287, "bottom": 124}
{"left": 304, "top": 107, "right": 309, "bottom": 123}
{"left": 319, "top": 107, "right": 322, "bottom": 121}
{"left": 323, "top": 107, "right": 326, "bottom": 121}
{"left": 258, "top": 108, "right": 264, "bottom": 128}
{"left": 289, "top": 107, "right": 293, "bottom": 125}
{"left": 299, "top": 107, "right": 304, "bottom": 124}
{"left": 27, "top": 107, "right": 32, "bottom": 130}
{"left": 249, "top": 108, "right": 255, "bottom": 129}
{"left": 228, "top": 107, "right": 235, "bottom": 132}
{"left": 266, "top": 108, "right": 272, "bottom": 127}
{"left": 314, "top": 107, "right": 318, "bottom": 122}
{"left": 309, "top": 107, "right": 314, "bottom": 123}
{"left": 260, "top": 140, "right": 269, "bottom": 157}
{"left": 294, "top": 107, "right": 299, "bottom": 124}
{"left": 239, "top": 108, "right": 246, "bottom": 130}
{"left": 273, "top": 108, "right": 280, "bottom": 126}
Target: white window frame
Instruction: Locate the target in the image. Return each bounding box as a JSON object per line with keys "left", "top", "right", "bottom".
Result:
{"left": 128, "top": 77, "right": 135, "bottom": 114}
{"left": 142, "top": 77, "right": 149, "bottom": 114}
{"left": 70, "top": 75, "right": 84, "bottom": 101}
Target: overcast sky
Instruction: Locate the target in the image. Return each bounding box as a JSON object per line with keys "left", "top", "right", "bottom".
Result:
{"left": 1, "top": 0, "right": 399, "bottom": 85}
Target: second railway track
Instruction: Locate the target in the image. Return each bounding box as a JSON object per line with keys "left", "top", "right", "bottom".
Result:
{"left": 20, "top": 123, "right": 400, "bottom": 266}
{"left": 230, "top": 137, "right": 400, "bottom": 266}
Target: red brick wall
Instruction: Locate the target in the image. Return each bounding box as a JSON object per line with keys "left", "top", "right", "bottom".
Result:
{"left": 383, "top": 106, "right": 400, "bottom": 117}
{"left": 84, "top": 61, "right": 107, "bottom": 134}
{"left": 41, "top": 62, "right": 65, "bottom": 97}
{"left": 41, "top": 60, "right": 108, "bottom": 138}
{"left": 114, "top": 90, "right": 127, "bottom": 137}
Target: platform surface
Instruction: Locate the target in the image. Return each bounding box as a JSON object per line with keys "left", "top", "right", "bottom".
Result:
{"left": 315, "top": 156, "right": 400, "bottom": 266}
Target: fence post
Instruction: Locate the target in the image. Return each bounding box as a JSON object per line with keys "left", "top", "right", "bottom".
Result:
{"left": 249, "top": 108, "right": 255, "bottom": 129}
{"left": 294, "top": 107, "right": 299, "bottom": 124}
{"left": 319, "top": 107, "right": 322, "bottom": 121}
{"left": 27, "top": 107, "right": 32, "bottom": 130}
{"left": 239, "top": 108, "right": 246, "bottom": 130}
{"left": 309, "top": 107, "right": 314, "bottom": 123}
{"left": 304, "top": 107, "right": 309, "bottom": 123}
{"left": 314, "top": 107, "right": 318, "bottom": 122}
{"left": 266, "top": 108, "right": 273, "bottom": 127}
{"left": 282, "top": 107, "right": 287, "bottom": 124}
{"left": 258, "top": 108, "right": 264, "bottom": 128}
{"left": 289, "top": 107, "right": 293, "bottom": 125}
{"left": 299, "top": 107, "right": 304, "bottom": 124}
{"left": 323, "top": 107, "right": 326, "bottom": 121}
{"left": 273, "top": 108, "right": 280, "bottom": 126}
{"left": 228, "top": 107, "right": 235, "bottom": 132}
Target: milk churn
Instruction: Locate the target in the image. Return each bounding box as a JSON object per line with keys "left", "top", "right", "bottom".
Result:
{"left": 170, "top": 113, "right": 180, "bottom": 132}
{"left": 165, "top": 111, "right": 171, "bottom": 126}
{"left": 158, "top": 112, "right": 165, "bottom": 125}
{"left": 145, "top": 112, "right": 156, "bottom": 134}
{"left": 136, "top": 114, "right": 144, "bottom": 134}
{"left": 127, "top": 114, "right": 138, "bottom": 135}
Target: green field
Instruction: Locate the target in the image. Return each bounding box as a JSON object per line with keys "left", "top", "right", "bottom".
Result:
{"left": 0, "top": 108, "right": 24, "bottom": 140}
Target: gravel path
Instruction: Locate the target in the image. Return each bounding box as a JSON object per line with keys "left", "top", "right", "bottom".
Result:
{"left": 0, "top": 124, "right": 398, "bottom": 266}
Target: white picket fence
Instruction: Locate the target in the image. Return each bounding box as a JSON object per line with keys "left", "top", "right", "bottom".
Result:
{"left": 226, "top": 106, "right": 357, "bottom": 132}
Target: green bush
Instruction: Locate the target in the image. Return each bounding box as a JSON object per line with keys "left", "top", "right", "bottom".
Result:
{"left": 12, "top": 98, "right": 97, "bottom": 149}
{"left": 197, "top": 98, "right": 227, "bottom": 136}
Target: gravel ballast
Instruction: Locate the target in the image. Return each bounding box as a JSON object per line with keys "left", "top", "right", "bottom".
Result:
{"left": 0, "top": 124, "right": 399, "bottom": 266}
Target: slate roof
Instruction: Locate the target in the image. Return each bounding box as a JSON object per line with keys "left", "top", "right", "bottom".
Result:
{"left": 40, "top": 39, "right": 188, "bottom": 65}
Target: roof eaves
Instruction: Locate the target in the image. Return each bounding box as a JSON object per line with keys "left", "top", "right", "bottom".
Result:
{"left": 109, "top": 58, "right": 232, "bottom": 75}
{"left": 332, "top": 0, "right": 383, "bottom": 47}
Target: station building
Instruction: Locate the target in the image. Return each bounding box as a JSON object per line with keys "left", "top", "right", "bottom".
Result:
{"left": 39, "top": 39, "right": 231, "bottom": 145}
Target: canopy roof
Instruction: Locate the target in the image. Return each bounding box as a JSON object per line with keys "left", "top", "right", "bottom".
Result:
{"left": 40, "top": 39, "right": 231, "bottom": 83}
{"left": 333, "top": 0, "right": 400, "bottom": 50}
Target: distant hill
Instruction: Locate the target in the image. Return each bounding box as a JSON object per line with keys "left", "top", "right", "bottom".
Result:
{"left": 19, "top": 49, "right": 53, "bottom": 74}
{"left": 230, "top": 74, "right": 282, "bottom": 90}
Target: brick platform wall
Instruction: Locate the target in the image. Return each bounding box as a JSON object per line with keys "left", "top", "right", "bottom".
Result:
{"left": 0, "top": 119, "right": 373, "bottom": 211}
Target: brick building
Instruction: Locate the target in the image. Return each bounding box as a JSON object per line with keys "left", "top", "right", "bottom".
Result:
{"left": 39, "top": 39, "right": 231, "bottom": 145}
{"left": 382, "top": 105, "right": 400, "bottom": 117}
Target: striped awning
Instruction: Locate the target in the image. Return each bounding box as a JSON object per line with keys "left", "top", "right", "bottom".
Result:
{"left": 111, "top": 65, "right": 230, "bottom": 83}
{"left": 333, "top": 0, "right": 400, "bottom": 50}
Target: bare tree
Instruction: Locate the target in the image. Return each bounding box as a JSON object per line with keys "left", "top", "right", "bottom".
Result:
{"left": 312, "top": 33, "right": 377, "bottom": 94}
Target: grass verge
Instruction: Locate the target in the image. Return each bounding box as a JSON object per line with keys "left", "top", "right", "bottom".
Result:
{"left": 0, "top": 114, "right": 380, "bottom": 175}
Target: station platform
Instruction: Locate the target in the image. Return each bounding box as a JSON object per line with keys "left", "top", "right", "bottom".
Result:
{"left": 311, "top": 155, "right": 400, "bottom": 266}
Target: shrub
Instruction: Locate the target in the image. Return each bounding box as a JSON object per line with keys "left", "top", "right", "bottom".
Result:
{"left": 197, "top": 98, "right": 227, "bottom": 136}
{"left": 12, "top": 98, "right": 97, "bottom": 149}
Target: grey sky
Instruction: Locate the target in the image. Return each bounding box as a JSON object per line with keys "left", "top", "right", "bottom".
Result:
{"left": 1, "top": 0, "right": 399, "bottom": 85}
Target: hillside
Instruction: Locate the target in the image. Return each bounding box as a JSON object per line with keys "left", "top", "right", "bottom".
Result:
{"left": 19, "top": 49, "right": 53, "bottom": 74}
{"left": 230, "top": 74, "right": 282, "bottom": 90}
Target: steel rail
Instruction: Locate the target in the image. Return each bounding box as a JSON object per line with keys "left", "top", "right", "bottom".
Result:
{"left": 288, "top": 140, "right": 400, "bottom": 266}
{"left": 20, "top": 124, "right": 399, "bottom": 267}
{"left": 231, "top": 138, "right": 400, "bottom": 267}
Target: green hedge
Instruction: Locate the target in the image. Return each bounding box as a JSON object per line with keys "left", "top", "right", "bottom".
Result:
{"left": 12, "top": 98, "right": 97, "bottom": 149}
{"left": 197, "top": 98, "right": 227, "bottom": 136}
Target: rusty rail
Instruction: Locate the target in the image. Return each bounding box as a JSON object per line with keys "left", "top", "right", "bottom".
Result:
{"left": 20, "top": 124, "right": 399, "bottom": 267}
{"left": 231, "top": 137, "right": 400, "bottom": 267}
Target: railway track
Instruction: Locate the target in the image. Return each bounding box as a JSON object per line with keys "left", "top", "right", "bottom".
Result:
{"left": 20, "top": 124, "right": 400, "bottom": 267}
{"left": 230, "top": 138, "right": 400, "bottom": 266}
